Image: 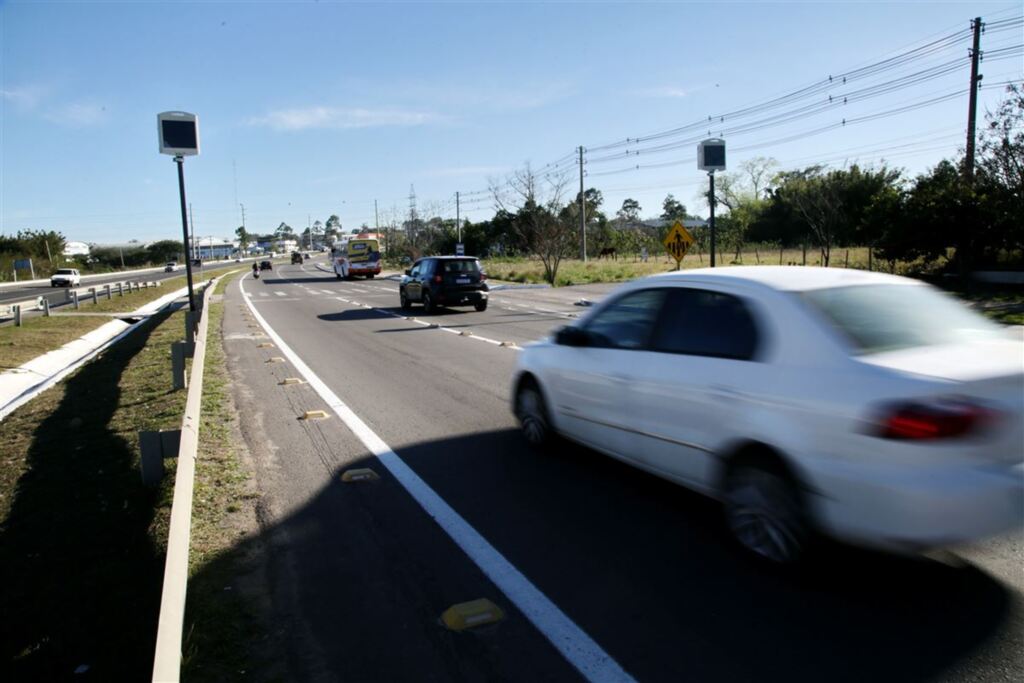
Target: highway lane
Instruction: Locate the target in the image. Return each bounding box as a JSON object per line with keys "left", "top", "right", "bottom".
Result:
{"left": 225, "top": 262, "right": 1024, "bottom": 682}
{"left": 0, "top": 264, "right": 221, "bottom": 308}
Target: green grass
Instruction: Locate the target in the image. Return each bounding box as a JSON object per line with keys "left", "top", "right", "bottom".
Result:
{"left": 180, "top": 296, "right": 273, "bottom": 681}
{"left": 0, "top": 315, "right": 110, "bottom": 369}
{"left": 482, "top": 248, "right": 895, "bottom": 287}
{"left": 0, "top": 305, "right": 188, "bottom": 679}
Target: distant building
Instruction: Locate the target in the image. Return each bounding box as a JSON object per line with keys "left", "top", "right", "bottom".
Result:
{"left": 63, "top": 241, "right": 90, "bottom": 257}
{"left": 190, "top": 237, "right": 236, "bottom": 260}
{"left": 273, "top": 239, "right": 298, "bottom": 253}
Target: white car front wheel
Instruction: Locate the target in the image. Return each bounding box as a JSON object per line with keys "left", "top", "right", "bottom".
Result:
{"left": 724, "top": 464, "right": 808, "bottom": 565}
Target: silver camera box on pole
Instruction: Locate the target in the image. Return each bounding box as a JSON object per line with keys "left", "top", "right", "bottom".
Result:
{"left": 157, "top": 111, "right": 200, "bottom": 156}
{"left": 697, "top": 138, "right": 726, "bottom": 172}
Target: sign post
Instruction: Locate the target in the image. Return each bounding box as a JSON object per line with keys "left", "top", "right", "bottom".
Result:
{"left": 698, "top": 138, "right": 726, "bottom": 268}
{"left": 158, "top": 111, "right": 200, "bottom": 312}
{"left": 663, "top": 220, "right": 695, "bottom": 270}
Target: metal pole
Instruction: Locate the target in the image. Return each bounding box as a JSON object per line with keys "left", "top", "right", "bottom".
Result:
{"left": 709, "top": 171, "right": 717, "bottom": 268}
{"left": 175, "top": 156, "right": 197, "bottom": 312}
{"left": 579, "top": 145, "right": 586, "bottom": 262}
{"left": 189, "top": 202, "right": 196, "bottom": 261}
{"left": 456, "top": 191, "right": 461, "bottom": 243}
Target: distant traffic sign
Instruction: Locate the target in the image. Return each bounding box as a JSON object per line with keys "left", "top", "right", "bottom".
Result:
{"left": 455, "top": 243, "right": 465, "bottom": 256}
{"left": 663, "top": 221, "right": 695, "bottom": 267}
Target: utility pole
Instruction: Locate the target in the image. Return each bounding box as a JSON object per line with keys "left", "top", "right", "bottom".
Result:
{"left": 965, "top": 17, "right": 983, "bottom": 183}
{"left": 456, "top": 191, "right": 461, "bottom": 243}
{"left": 962, "top": 16, "right": 983, "bottom": 283}
{"left": 578, "top": 145, "right": 586, "bottom": 262}
{"left": 307, "top": 214, "right": 312, "bottom": 249}
{"left": 708, "top": 171, "right": 717, "bottom": 268}
{"left": 374, "top": 199, "right": 379, "bottom": 230}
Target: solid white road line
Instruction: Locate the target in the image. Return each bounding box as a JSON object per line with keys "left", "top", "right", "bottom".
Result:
{"left": 238, "top": 276, "right": 632, "bottom": 683}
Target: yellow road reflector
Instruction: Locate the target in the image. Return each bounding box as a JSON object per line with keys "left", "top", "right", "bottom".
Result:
{"left": 341, "top": 468, "right": 380, "bottom": 482}
{"left": 459, "top": 330, "right": 473, "bottom": 336}
{"left": 266, "top": 357, "right": 285, "bottom": 363}
{"left": 257, "top": 342, "right": 274, "bottom": 348}
{"left": 441, "top": 599, "right": 505, "bottom": 631}
{"left": 279, "top": 377, "right": 304, "bottom": 385}
{"left": 302, "top": 410, "right": 329, "bottom": 420}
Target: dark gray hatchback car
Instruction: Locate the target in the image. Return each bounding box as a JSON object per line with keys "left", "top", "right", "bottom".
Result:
{"left": 399, "top": 256, "right": 489, "bottom": 313}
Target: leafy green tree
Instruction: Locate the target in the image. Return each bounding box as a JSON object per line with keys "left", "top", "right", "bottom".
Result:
{"left": 616, "top": 198, "right": 641, "bottom": 224}
{"left": 146, "top": 240, "right": 184, "bottom": 263}
{"left": 235, "top": 226, "right": 251, "bottom": 251}
{"left": 660, "top": 194, "right": 688, "bottom": 222}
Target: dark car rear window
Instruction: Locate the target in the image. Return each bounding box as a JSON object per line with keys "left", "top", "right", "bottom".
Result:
{"left": 443, "top": 259, "right": 480, "bottom": 274}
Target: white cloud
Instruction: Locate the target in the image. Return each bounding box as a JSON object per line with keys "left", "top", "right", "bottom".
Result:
{"left": 43, "top": 101, "right": 108, "bottom": 127}
{"left": 249, "top": 106, "right": 443, "bottom": 131}
{"left": 1, "top": 85, "right": 48, "bottom": 110}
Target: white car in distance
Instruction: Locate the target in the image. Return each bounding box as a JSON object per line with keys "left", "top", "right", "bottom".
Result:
{"left": 50, "top": 268, "right": 81, "bottom": 287}
{"left": 512, "top": 267, "right": 1023, "bottom": 565}
{"left": 164, "top": 261, "right": 179, "bottom": 272}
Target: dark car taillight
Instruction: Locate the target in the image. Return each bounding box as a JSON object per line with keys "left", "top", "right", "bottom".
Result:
{"left": 870, "top": 399, "right": 995, "bottom": 440}
{"left": 434, "top": 275, "right": 443, "bottom": 284}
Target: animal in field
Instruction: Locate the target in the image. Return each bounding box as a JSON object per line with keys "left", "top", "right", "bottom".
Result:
{"left": 598, "top": 246, "right": 617, "bottom": 260}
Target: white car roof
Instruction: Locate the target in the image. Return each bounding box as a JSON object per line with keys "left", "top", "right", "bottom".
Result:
{"left": 647, "top": 266, "right": 919, "bottom": 292}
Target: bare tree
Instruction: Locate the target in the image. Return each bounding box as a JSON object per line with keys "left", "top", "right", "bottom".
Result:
{"left": 491, "top": 163, "right": 573, "bottom": 285}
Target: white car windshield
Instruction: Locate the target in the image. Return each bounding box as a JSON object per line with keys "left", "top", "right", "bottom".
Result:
{"left": 802, "top": 284, "right": 1001, "bottom": 355}
{"left": 55, "top": 269, "right": 74, "bottom": 275}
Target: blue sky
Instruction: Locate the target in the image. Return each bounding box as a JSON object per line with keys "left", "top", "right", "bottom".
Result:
{"left": 1, "top": 0, "right": 1021, "bottom": 244}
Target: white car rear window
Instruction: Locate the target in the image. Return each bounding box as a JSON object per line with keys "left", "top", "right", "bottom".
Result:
{"left": 802, "top": 284, "right": 1000, "bottom": 354}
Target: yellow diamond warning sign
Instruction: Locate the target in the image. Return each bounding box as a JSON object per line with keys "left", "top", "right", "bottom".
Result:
{"left": 663, "top": 221, "right": 695, "bottom": 265}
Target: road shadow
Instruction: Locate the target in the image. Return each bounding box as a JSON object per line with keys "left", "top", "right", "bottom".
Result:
{"left": 317, "top": 309, "right": 403, "bottom": 323}
{"left": 0, "top": 312, "right": 172, "bottom": 681}
{"left": 178, "top": 426, "right": 1016, "bottom": 682}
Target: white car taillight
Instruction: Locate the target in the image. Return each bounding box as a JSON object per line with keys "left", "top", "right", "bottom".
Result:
{"left": 868, "top": 398, "right": 999, "bottom": 440}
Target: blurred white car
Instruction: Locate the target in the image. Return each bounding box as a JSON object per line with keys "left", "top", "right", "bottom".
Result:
{"left": 164, "top": 261, "right": 179, "bottom": 272}
{"left": 50, "top": 268, "right": 81, "bottom": 287}
{"left": 512, "top": 267, "right": 1023, "bottom": 564}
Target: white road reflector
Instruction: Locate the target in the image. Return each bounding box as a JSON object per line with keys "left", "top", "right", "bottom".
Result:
{"left": 266, "top": 357, "right": 285, "bottom": 363}
{"left": 257, "top": 342, "right": 274, "bottom": 348}
{"left": 441, "top": 599, "right": 505, "bottom": 631}
{"left": 301, "top": 409, "right": 330, "bottom": 420}
{"left": 459, "top": 330, "right": 473, "bottom": 336}
{"left": 341, "top": 468, "right": 380, "bottom": 483}
{"left": 279, "top": 377, "right": 304, "bottom": 385}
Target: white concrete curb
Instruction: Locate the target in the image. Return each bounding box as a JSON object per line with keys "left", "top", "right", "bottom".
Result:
{"left": 0, "top": 284, "right": 193, "bottom": 421}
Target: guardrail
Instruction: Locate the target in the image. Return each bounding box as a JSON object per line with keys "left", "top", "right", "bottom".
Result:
{"left": 0, "top": 281, "right": 164, "bottom": 323}
{"left": 149, "top": 280, "right": 217, "bottom": 682}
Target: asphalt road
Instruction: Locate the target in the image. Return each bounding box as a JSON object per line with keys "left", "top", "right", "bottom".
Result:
{"left": 1, "top": 267, "right": 170, "bottom": 306}
{"left": 219, "top": 256, "right": 1024, "bottom": 682}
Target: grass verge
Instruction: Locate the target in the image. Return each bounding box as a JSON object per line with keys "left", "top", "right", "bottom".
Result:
{"left": 0, "top": 305, "right": 187, "bottom": 679}
{"left": 181, "top": 272, "right": 272, "bottom": 681}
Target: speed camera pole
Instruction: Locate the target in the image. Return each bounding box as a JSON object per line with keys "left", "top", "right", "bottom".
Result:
{"left": 697, "top": 138, "right": 726, "bottom": 269}
{"left": 708, "top": 171, "right": 716, "bottom": 268}
{"left": 175, "top": 156, "right": 197, "bottom": 312}
{"left": 158, "top": 111, "right": 200, "bottom": 312}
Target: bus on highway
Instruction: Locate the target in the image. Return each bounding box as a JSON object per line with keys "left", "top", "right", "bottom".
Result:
{"left": 332, "top": 237, "right": 381, "bottom": 279}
